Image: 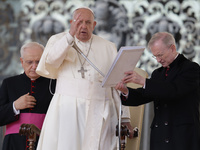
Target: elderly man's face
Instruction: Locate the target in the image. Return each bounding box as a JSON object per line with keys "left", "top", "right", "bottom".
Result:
{"left": 20, "top": 46, "right": 43, "bottom": 80}
{"left": 74, "top": 9, "right": 96, "bottom": 42}
{"left": 151, "top": 41, "right": 174, "bottom": 67}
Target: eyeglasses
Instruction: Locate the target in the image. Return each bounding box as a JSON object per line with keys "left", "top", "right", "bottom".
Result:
{"left": 152, "top": 53, "right": 164, "bottom": 59}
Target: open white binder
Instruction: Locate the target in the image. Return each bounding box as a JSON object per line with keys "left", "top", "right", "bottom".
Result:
{"left": 101, "top": 46, "right": 145, "bottom": 87}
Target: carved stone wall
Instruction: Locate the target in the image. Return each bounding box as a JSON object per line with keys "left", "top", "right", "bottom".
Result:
{"left": 0, "top": 0, "right": 200, "bottom": 149}
{"left": 0, "top": 0, "right": 199, "bottom": 81}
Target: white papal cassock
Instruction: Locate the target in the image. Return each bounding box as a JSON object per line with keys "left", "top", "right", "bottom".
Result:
{"left": 36, "top": 31, "right": 130, "bottom": 150}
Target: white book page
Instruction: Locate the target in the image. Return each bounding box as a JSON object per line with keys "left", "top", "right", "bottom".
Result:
{"left": 102, "top": 46, "right": 145, "bottom": 87}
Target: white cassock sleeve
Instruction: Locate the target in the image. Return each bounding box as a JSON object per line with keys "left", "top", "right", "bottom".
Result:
{"left": 36, "top": 32, "right": 76, "bottom": 79}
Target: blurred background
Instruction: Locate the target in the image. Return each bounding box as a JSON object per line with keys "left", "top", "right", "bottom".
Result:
{"left": 0, "top": 0, "right": 200, "bottom": 149}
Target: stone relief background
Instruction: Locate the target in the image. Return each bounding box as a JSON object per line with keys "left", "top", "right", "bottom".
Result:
{"left": 0, "top": 0, "right": 200, "bottom": 149}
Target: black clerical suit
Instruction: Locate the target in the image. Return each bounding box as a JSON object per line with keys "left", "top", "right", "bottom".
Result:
{"left": 122, "top": 54, "right": 200, "bottom": 150}
{"left": 0, "top": 73, "right": 56, "bottom": 150}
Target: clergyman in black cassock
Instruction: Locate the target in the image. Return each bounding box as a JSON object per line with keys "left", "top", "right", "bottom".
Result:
{"left": 0, "top": 42, "right": 56, "bottom": 150}
{"left": 116, "top": 32, "right": 200, "bottom": 150}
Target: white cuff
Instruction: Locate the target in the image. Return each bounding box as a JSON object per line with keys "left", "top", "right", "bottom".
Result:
{"left": 143, "top": 82, "right": 146, "bottom": 89}
{"left": 13, "top": 102, "right": 20, "bottom": 115}
{"left": 121, "top": 90, "right": 129, "bottom": 97}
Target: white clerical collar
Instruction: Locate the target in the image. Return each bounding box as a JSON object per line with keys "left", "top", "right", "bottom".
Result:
{"left": 174, "top": 53, "right": 179, "bottom": 60}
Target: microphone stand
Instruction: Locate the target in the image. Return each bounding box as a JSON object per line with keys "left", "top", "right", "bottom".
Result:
{"left": 72, "top": 43, "right": 122, "bottom": 150}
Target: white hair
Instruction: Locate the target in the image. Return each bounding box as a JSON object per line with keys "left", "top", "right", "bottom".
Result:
{"left": 20, "top": 42, "right": 44, "bottom": 58}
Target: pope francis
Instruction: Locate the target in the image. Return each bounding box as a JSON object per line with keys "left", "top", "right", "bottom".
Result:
{"left": 36, "top": 7, "right": 132, "bottom": 150}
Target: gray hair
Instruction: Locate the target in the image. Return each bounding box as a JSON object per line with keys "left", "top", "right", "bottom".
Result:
{"left": 148, "top": 32, "right": 176, "bottom": 49}
{"left": 20, "top": 42, "right": 44, "bottom": 58}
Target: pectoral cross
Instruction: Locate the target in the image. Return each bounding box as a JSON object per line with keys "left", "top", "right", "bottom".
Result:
{"left": 78, "top": 66, "right": 87, "bottom": 78}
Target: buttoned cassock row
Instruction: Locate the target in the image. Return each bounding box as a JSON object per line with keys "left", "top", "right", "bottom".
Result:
{"left": 0, "top": 73, "right": 56, "bottom": 150}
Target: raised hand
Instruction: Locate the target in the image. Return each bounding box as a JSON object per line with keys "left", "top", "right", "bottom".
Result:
{"left": 69, "top": 12, "right": 82, "bottom": 37}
